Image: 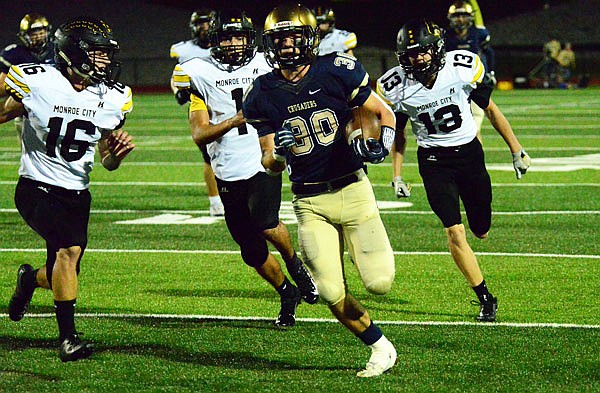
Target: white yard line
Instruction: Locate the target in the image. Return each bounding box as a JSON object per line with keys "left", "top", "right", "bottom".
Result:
{"left": 0, "top": 312, "right": 596, "bottom": 329}
{"left": 0, "top": 248, "right": 598, "bottom": 259}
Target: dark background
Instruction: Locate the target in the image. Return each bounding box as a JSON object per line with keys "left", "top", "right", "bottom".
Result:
{"left": 1, "top": 0, "right": 598, "bottom": 86}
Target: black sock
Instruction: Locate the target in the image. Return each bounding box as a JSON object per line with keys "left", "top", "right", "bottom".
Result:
{"left": 55, "top": 299, "right": 77, "bottom": 342}
{"left": 357, "top": 321, "right": 383, "bottom": 346}
{"left": 276, "top": 277, "right": 296, "bottom": 298}
{"left": 284, "top": 252, "right": 299, "bottom": 269}
{"left": 472, "top": 280, "right": 493, "bottom": 303}
{"left": 23, "top": 268, "right": 40, "bottom": 290}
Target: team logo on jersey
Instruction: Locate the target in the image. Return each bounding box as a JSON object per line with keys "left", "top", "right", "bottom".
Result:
{"left": 450, "top": 88, "right": 455, "bottom": 94}
{"left": 98, "top": 101, "right": 104, "bottom": 108}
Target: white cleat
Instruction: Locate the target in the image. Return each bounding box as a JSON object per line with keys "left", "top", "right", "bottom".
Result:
{"left": 209, "top": 203, "right": 225, "bottom": 217}
{"left": 356, "top": 342, "right": 397, "bottom": 378}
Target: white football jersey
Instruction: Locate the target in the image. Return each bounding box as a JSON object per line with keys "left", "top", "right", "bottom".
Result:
{"left": 4, "top": 64, "right": 133, "bottom": 190}
{"left": 376, "top": 50, "right": 485, "bottom": 148}
{"left": 317, "top": 28, "right": 357, "bottom": 56}
{"left": 169, "top": 40, "right": 210, "bottom": 62}
{"left": 175, "top": 55, "right": 272, "bottom": 181}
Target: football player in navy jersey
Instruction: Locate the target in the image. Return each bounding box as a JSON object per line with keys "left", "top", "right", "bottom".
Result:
{"left": 446, "top": 0, "right": 496, "bottom": 140}
{"left": 243, "top": 4, "right": 397, "bottom": 378}
{"left": 0, "top": 13, "right": 55, "bottom": 137}
{"left": 1, "top": 17, "right": 135, "bottom": 362}
{"left": 174, "top": 9, "right": 318, "bottom": 327}
{"left": 377, "top": 19, "right": 531, "bottom": 323}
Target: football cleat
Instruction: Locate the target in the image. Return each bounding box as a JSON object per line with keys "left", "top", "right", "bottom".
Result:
{"left": 59, "top": 333, "right": 94, "bottom": 362}
{"left": 357, "top": 339, "right": 397, "bottom": 378}
{"left": 472, "top": 295, "right": 498, "bottom": 322}
{"left": 274, "top": 286, "right": 301, "bottom": 327}
{"left": 8, "top": 264, "right": 36, "bottom": 322}
{"left": 287, "top": 258, "right": 319, "bottom": 305}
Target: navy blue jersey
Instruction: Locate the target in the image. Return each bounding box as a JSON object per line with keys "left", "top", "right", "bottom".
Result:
{"left": 243, "top": 53, "right": 371, "bottom": 183}
{"left": 0, "top": 42, "right": 55, "bottom": 74}
{"left": 445, "top": 26, "right": 495, "bottom": 72}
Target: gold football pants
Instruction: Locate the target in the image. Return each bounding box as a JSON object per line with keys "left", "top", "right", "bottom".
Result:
{"left": 292, "top": 172, "right": 395, "bottom": 305}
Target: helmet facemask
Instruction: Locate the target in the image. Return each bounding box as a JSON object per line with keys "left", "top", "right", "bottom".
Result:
{"left": 263, "top": 26, "right": 317, "bottom": 70}
{"left": 210, "top": 30, "right": 256, "bottom": 71}
{"left": 448, "top": 2, "right": 474, "bottom": 30}
{"left": 396, "top": 19, "right": 446, "bottom": 85}
{"left": 18, "top": 14, "right": 51, "bottom": 55}
{"left": 55, "top": 17, "right": 121, "bottom": 87}
{"left": 190, "top": 10, "right": 215, "bottom": 47}
{"left": 397, "top": 41, "right": 445, "bottom": 85}
{"left": 448, "top": 12, "right": 474, "bottom": 30}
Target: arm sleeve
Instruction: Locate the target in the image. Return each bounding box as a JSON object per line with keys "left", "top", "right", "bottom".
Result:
{"left": 470, "top": 76, "right": 494, "bottom": 109}
{"left": 395, "top": 112, "right": 409, "bottom": 131}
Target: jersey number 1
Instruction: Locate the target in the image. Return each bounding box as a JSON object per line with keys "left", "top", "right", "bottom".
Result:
{"left": 231, "top": 88, "right": 248, "bottom": 135}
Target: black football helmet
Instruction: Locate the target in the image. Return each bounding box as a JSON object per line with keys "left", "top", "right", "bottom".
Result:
{"left": 396, "top": 19, "right": 446, "bottom": 84}
{"left": 54, "top": 16, "right": 120, "bottom": 86}
{"left": 312, "top": 6, "right": 335, "bottom": 38}
{"left": 447, "top": 1, "right": 474, "bottom": 30}
{"left": 18, "top": 13, "right": 51, "bottom": 55}
{"left": 189, "top": 8, "right": 215, "bottom": 47}
{"left": 209, "top": 9, "right": 256, "bottom": 71}
{"left": 262, "top": 4, "right": 319, "bottom": 70}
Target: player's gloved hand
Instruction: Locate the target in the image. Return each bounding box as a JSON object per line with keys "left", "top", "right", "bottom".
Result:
{"left": 392, "top": 176, "right": 411, "bottom": 198}
{"left": 486, "top": 71, "right": 497, "bottom": 86}
{"left": 512, "top": 148, "right": 531, "bottom": 179}
{"left": 175, "top": 89, "right": 191, "bottom": 105}
{"left": 273, "top": 123, "right": 295, "bottom": 162}
{"left": 352, "top": 137, "right": 388, "bottom": 164}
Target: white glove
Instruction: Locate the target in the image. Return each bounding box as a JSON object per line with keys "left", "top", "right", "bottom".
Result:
{"left": 512, "top": 149, "right": 531, "bottom": 179}
{"left": 392, "top": 176, "right": 411, "bottom": 198}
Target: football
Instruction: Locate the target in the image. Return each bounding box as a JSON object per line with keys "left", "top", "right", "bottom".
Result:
{"left": 344, "top": 106, "right": 380, "bottom": 144}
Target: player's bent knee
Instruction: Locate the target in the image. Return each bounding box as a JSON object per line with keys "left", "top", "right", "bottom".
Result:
{"left": 240, "top": 240, "right": 269, "bottom": 268}
{"left": 364, "top": 276, "right": 394, "bottom": 295}
{"left": 316, "top": 279, "right": 346, "bottom": 305}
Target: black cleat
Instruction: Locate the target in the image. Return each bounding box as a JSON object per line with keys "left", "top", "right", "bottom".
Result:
{"left": 59, "top": 333, "right": 94, "bottom": 362}
{"left": 473, "top": 295, "right": 498, "bottom": 322}
{"left": 8, "top": 264, "right": 36, "bottom": 322}
{"left": 287, "top": 258, "right": 319, "bottom": 305}
{"left": 275, "top": 286, "right": 301, "bottom": 327}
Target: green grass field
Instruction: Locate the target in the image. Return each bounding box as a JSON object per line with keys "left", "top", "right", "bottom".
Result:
{"left": 0, "top": 88, "right": 598, "bottom": 392}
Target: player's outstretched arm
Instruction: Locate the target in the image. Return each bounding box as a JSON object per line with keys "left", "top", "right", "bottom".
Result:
{"left": 99, "top": 129, "right": 136, "bottom": 171}
{"left": 484, "top": 99, "right": 531, "bottom": 179}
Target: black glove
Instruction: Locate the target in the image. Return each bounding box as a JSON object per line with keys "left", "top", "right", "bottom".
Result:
{"left": 175, "top": 89, "right": 191, "bottom": 105}
{"left": 351, "top": 138, "right": 388, "bottom": 164}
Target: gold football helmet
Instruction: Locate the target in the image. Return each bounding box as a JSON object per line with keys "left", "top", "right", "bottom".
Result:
{"left": 262, "top": 4, "right": 319, "bottom": 70}
{"left": 312, "top": 6, "right": 335, "bottom": 37}
{"left": 447, "top": 1, "right": 474, "bottom": 30}
{"left": 18, "top": 13, "right": 51, "bottom": 54}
